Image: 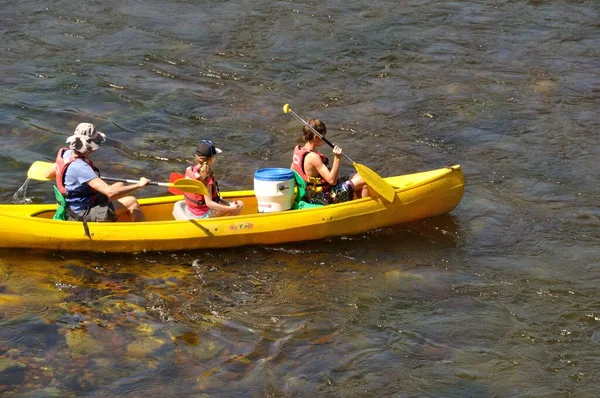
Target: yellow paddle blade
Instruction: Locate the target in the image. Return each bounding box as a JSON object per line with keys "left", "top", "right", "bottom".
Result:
{"left": 353, "top": 163, "right": 396, "bottom": 202}
{"left": 27, "top": 161, "right": 54, "bottom": 181}
{"left": 169, "top": 179, "right": 208, "bottom": 195}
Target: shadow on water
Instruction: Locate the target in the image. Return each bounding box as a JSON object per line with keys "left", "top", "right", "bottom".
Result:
{"left": 0, "top": 212, "right": 462, "bottom": 261}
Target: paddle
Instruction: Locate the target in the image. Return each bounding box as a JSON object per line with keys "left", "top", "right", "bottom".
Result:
{"left": 27, "top": 161, "right": 208, "bottom": 195}
{"left": 168, "top": 172, "right": 186, "bottom": 195}
{"left": 283, "top": 104, "right": 396, "bottom": 202}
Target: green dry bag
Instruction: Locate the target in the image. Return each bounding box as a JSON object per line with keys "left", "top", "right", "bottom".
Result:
{"left": 52, "top": 185, "right": 68, "bottom": 221}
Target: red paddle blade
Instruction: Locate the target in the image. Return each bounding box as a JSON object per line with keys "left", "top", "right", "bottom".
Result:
{"left": 168, "top": 173, "right": 186, "bottom": 195}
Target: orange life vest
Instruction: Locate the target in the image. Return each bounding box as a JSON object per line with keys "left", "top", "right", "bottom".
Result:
{"left": 184, "top": 165, "right": 220, "bottom": 216}
{"left": 291, "top": 145, "right": 330, "bottom": 192}
{"left": 54, "top": 148, "right": 99, "bottom": 200}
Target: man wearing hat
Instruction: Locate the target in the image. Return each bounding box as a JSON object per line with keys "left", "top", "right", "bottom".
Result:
{"left": 44, "top": 123, "right": 150, "bottom": 222}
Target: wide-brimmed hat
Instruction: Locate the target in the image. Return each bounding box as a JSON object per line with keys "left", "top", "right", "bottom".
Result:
{"left": 67, "top": 123, "right": 107, "bottom": 152}
{"left": 66, "top": 135, "right": 95, "bottom": 154}
{"left": 195, "top": 140, "right": 222, "bottom": 157}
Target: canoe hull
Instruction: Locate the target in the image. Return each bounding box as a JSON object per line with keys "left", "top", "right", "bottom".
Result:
{"left": 0, "top": 166, "right": 464, "bottom": 252}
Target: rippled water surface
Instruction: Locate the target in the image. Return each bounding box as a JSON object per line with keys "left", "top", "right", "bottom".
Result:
{"left": 1, "top": 0, "right": 599, "bottom": 396}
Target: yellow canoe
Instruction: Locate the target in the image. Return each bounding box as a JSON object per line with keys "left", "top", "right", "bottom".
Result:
{"left": 0, "top": 165, "right": 464, "bottom": 253}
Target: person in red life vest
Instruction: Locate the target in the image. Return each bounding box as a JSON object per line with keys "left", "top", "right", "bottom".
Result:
{"left": 182, "top": 140, "right": 244, "bottom": 219}
{"left": 43, "top": 123, "right": 150, "bottom": 222}
{"left": 290, "top": 118, "right": 369, "bottom": 205}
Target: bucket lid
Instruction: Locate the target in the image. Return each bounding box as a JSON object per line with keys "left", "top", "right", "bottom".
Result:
{"left": 254, "top": 168, "right": 294, "bottom": 181}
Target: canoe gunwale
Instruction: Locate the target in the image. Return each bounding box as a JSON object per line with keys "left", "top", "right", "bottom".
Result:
{"left": 3, "top": 166, "right": 463, "bottom": 224}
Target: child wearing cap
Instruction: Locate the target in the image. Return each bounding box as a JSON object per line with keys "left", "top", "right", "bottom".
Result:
{"left": 44, "top": 123, "right": 150, "bottom": 222}
{"left": 181, "top": 140, "right": 244, "bottom": 219}
{"left": 290, "top": 118, "right": 368, "bottom": 205}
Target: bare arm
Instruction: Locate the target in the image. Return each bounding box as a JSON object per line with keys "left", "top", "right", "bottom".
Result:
{"left": 44, "top": 163, "right": 57, "bottom": 179}
{"left": 204, "top": 185, "right": 238, "bottom": 212}
{"left": 307, "top": 148, "right": 342, "bottom": 185}
{"left": 87, "top": 177, "right": 149, "bottom": 200}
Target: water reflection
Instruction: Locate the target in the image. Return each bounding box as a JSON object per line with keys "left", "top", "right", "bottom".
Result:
{"left": 0, "top": 217, "right": 462, "bottom": 395}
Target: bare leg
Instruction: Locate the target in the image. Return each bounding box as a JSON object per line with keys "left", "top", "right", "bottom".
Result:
{"left": 209, "top": 200, "right": 244, "bottom": 218}
{"left": 232, "top": 200, "right": 244, "bottom": 216}
{"left": 360, "top": 184, "right": 370, "bottom": 198}
{"left": 113, "top": 196, "right": 145, "bottom": 222}
{"left": 112, "top": 200, "right": 127, "bottom": 219}
{"left": 350, "top": 174, "right": 369, "bottom": 198}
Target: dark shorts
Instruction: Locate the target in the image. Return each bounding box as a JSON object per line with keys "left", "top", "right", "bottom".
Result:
{"left": 305, "top": 175, "right": 355, "bottom": 205}
{"left": 68, "top": 194, "right": 117, "bottom": 222}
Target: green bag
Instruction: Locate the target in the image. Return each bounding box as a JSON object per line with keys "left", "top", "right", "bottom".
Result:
{"left": 291, "top": 171, "right": 323, "bottom": 210}
{"left": 51, "top": 186, "right": 91, "bottom": 237}
{"left": 52, "top": 185, "right": 68, "bottom": 221}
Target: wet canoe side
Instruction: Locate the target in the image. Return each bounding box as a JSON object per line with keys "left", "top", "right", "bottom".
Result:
{"left": 0, "top": 166, "right": 464, "bottom": 252}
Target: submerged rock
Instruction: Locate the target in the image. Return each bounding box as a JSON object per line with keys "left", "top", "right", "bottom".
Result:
{"left": 126, "top": 336, "right": 166, "bottom": 357}
{"left": 65, "top": 329, "right": 104, "bottom": 355}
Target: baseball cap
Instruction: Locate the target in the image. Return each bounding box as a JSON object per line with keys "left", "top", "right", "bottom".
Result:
{"left": 195, "top": 140, "right": 222, "bottom": 157}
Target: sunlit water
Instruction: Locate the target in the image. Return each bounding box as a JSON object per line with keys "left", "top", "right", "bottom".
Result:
{"left": 0, "top": 0, "right": 599, "bottom": 396}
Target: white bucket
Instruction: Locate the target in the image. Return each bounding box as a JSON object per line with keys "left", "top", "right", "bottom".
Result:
{"left": 254, "top": 168, "right": 295, "bottom": 213}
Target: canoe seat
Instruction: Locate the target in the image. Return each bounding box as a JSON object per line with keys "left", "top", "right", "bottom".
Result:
{"left": 53, "top": 185, "right": 68, "bottom": 221}
{"left": 172, "top": 200, "right": 190, "bottom": 220}
{"left": 291, "top": 171, "right": 323, "bottom": 210}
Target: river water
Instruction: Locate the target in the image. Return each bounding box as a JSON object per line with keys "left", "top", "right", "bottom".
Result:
{"left": 0, "top": 0, "right": 599, "bottom": 396}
